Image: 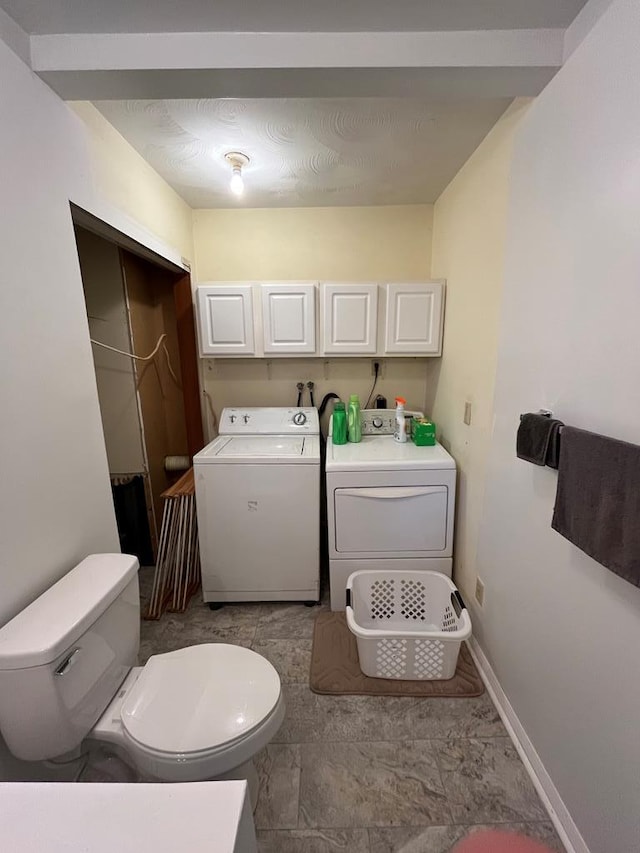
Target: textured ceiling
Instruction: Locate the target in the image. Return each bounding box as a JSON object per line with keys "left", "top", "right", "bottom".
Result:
{"left": 95, "top": 98, "right": 511, "bottom": 209}
{"left": 1, "top": 0, "right": 588, "bottom": 34}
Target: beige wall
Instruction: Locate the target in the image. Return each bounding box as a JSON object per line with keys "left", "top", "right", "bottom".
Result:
{"left": 193, "top": 205, "right": 434, "bottom": 432}
{"left": 70, "top": 102, "right": 194, "bottom": 264}
{"left": 193, "top": 205, "right": 432, "bottom": 281}
{"left": 429, "top": 100, "right": 530, "bottom": 599}
{"left": 203, "top": 357, "right": 431, "bottom": 438}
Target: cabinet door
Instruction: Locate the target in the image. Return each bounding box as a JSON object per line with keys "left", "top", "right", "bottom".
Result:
{"left": 322, "top": 283, "right": 378, "bottom": 354}
{"left": 385, "top": 282, "right": 444, "bottom": 354}
{"left": 261, "top": 283, "right": 316, "bottom": 354}
{"left": 197, "top": 285, "right": 255, "bottom": 356}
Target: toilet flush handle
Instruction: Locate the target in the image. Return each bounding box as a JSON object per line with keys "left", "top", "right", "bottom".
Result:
{"left": 55, "top": 647, "right": 81, "bottom": 676}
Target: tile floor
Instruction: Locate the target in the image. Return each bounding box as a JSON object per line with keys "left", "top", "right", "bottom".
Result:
{"left": 130, "top": 570, "right": 564, "bottom": 852}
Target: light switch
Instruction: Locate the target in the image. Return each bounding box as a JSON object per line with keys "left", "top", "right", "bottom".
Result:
{"left": 464, "top": 401, "right": 472, "bottom": 425}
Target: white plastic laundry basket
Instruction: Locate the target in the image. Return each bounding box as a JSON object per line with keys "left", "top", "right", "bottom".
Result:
{"left": 345, "top": 570, "right": 472, "bottom": 680}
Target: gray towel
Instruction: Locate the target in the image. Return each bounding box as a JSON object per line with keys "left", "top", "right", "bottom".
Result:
{"left": 552, "top": 426, "right": 640, "bottom": 588}
{"left": 517, "top": 413, "right": 564, "bottom": 467}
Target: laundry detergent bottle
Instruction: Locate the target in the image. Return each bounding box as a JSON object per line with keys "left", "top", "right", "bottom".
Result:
{"left": 347, "top": 394, "right": 362, "bottom": 443}
{"left": 394, "top": 397, "right": 407, "bottom": 443}
{"left": 332, "top": 401, "right": 347, "bottom": 445}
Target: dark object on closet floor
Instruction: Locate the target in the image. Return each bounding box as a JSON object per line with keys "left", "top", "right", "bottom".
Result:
{"left": 111, "top": 475, "right": 154, "bottom": 566}
{"left": 517, "top": 413, "right": 564, "bottom": 467}
{"left": 552, "top": 426, "right": 640, "bottom": 589}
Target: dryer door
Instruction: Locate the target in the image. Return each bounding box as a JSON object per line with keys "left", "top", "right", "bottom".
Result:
{"left": 334, "top": 485, "right": 448, "bottom": 553}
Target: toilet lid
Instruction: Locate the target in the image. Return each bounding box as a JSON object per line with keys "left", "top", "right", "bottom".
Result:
{"left": 121, "top": 644, "right": 281, "bottom": 755}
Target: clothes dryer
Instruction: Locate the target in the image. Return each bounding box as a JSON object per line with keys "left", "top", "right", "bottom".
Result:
{"left": 326, "top": 409, "right": 456, "bottom": 610}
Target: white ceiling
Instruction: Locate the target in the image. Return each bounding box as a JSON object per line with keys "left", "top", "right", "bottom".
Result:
{"left": 95, "top": 97, "right": 511, "bottom": 209}
{"left": 2, "top": 0, "right": 589, "bottom": 34}
{"left": 1, "top": 0, "right": 591, "bottom": 210}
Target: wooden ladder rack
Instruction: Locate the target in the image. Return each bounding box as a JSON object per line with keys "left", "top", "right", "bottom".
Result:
{"left": 145, "top": 467, "right": 201, "bottom": 619}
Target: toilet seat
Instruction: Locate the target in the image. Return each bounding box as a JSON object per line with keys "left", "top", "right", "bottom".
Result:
{"left": 90, "top": 643, "right": 285, "bottom": 782}
{"left": 121, "top": 644, "right": 281, "bottom": 756}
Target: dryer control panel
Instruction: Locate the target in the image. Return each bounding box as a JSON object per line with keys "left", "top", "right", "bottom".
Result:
{"left": 219, "top": 407, "right": 320, "bottom": 435}
{"left": 360, "top": 409, "right": 424, "bottom": 435}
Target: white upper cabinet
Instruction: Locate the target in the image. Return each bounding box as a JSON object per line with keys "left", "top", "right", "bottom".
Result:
{"left": 197, "top": 284, "right": 255, "bottom": 356}
{"left": 196, "top": 280, "right": 445, "bottom": 358}
{"left": 322, "top": 283, "right": 378, "bottom": 354}
{"left": 384, "top": 282, "right": 444, "bottom": 355}
{"left": 261, "top": 283, "right": 316, "bottom": 354}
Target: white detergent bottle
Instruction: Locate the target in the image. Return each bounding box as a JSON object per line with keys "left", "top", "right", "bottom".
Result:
{"left": 394, "top": 396, "right": 407, "bottom": 443}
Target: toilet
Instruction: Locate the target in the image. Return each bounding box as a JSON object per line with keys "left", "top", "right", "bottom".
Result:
{"left": 0, "top": 554, "right": 284, "bottom": 804}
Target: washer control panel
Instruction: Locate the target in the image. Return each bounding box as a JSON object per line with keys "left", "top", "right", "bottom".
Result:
{"left": 219, "top": 407, "right": 319, "bottom": 435}
{"left": 360, "top": 408, "right": 424, "bottom": 435}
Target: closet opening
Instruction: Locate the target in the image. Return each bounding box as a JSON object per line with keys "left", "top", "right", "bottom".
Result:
{"left": 72, "top": 206, "right": 203, "bottom": 566}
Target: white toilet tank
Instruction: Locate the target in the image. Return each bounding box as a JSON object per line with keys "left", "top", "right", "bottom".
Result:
{"left": 0, "top": 554, "right": 140, "bottom": 761}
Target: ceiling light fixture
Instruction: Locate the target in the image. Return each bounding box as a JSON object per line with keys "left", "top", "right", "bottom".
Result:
{"left": 224, "top": 151, "right": 250, "bottom": 197}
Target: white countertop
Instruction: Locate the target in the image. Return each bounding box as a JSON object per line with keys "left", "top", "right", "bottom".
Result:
{"left": 326, "top": 435, "right": 456, "bottom": 472}
{"left": 0, "top": 780, "right": 256, "bottom": 852}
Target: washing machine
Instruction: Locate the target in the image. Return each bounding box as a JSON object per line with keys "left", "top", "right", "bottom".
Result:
{"left": 326, "top": 409, "right": 456, "bottom": 610}
{"left": 194, "top": 407, "right": 320, "bottom": 603}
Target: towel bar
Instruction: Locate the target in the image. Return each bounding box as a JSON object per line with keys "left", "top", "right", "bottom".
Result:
{"left": 519, "top": 410, "right": 564, "bottom": 433}
{"left": 519, "top": 409, "right": 552, "bottom": 420}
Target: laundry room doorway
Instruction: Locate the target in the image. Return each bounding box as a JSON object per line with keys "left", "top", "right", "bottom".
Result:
{"left": 72, "top": 208, "right": 203, "bottom": 566}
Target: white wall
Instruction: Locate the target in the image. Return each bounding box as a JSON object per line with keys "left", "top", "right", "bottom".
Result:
{"left": 0, "top": 37, "right": 192, "bottom": 626}
{"left": 0, "top": 39, "right": 118, "bottom": 628}
{"left": 474, "top": 2, "right": 640, "bottom": 850}
{"left": 0, "top": 38, "right": 193, "bottom": 779}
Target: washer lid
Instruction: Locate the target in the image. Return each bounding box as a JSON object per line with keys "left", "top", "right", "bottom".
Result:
{"left": 194, "top": 435, "right": 319, "bottom": 464}
{"left": 217, "top": 436, "right": 304, "bottom": 457}
{"left": 121, "top": 645, "right": 281, "bottom": 755}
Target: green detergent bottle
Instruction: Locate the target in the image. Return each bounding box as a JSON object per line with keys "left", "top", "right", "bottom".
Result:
{"left": 347, "top": 394, "right": 362, "bottom": 443}
{"left": 332, "top": 401, "right": 347, "bottom": 445}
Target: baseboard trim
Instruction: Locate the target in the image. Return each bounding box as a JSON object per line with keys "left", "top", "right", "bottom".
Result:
{"left": 467, "top": 637, "right": 589, "bottom": 853}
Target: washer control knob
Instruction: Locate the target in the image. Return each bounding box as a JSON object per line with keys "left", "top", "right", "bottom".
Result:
{"left": 229, "top": 414, "right": 236, "bottom": 423}
{"left": 243, "top": 414, "right": 250, "bottom": 424}
{"left": 372, "top": 417, "right": 383, "bottom": 429}
{"left": 293, "top": 411, "right": 307, "bottom": 426}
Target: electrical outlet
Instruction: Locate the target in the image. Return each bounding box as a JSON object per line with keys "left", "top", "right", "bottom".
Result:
{"left": 464, "top": 401, "right": 472, "bottom": 425}
{"left": 475, "top": 577, "right": 485, "bottom": 607}
{"left": 371, "top": 359, "right": 384, "bottom": 377}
